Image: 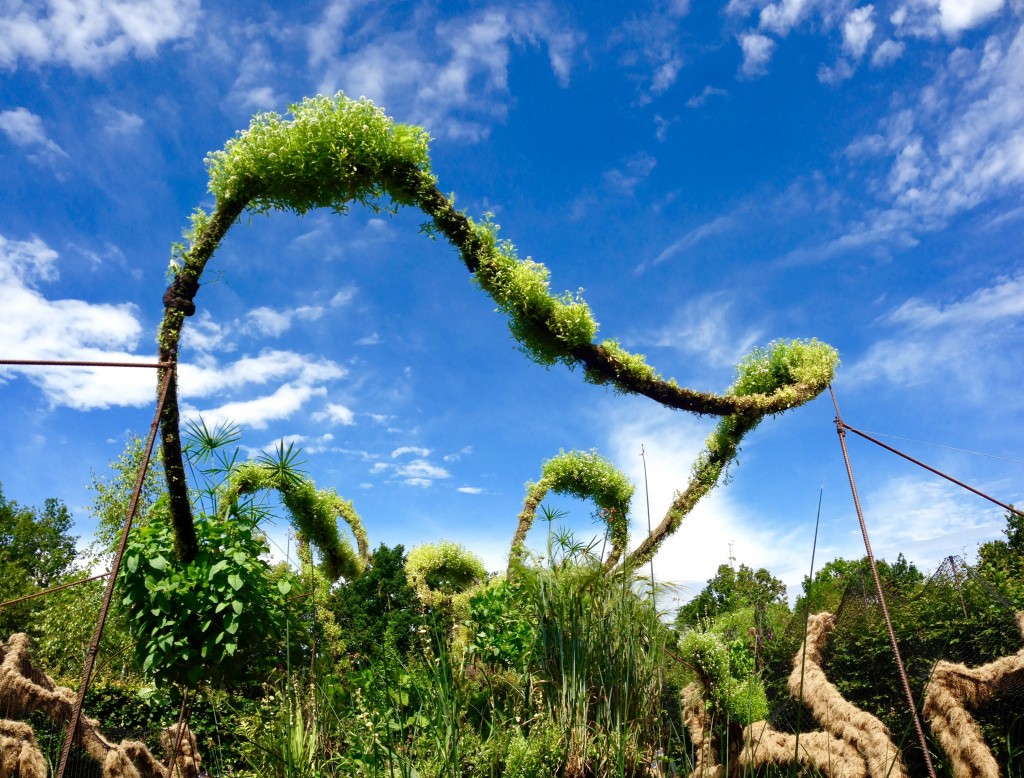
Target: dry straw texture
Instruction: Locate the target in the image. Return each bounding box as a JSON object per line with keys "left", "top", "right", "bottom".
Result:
{"left": 1, "top": 633, "right": 200, "bottom": 778}
{"left": 923, "top": 611, "right": 1024, "bottom": 778}
{"left": 789, "top": 613, "right": 909, "bottom": 778}
{"left": 0, "top": 720, "right": 47, "bottom": 778}
{"left": 682, "top": 683, "right": 725, "bottom": 778}
{"left": 739, "top": 720, "right": 868, "bottom": 778}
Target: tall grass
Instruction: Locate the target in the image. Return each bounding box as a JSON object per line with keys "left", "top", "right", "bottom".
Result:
{"left": 515, "top": 529, "right": 671, "bottom": 777}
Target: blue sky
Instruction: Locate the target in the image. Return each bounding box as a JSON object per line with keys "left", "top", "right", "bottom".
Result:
{"left": 1, "top": 0, "right": 1022, "bottom": 605}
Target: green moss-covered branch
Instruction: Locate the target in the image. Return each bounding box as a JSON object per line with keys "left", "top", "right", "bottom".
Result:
{"left": 624, "top": 339, "right": 839, "bottom": 570}
{"left": 158, "top": 93, "right": 838, "bottom": 562}
{"left": 509, "top": 450, "right": 634, "bottom": 571}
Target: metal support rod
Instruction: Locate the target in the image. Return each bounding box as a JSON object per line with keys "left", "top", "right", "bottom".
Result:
{"left": 166, "top": 687, "right": 196, "bottom": 778}
{"left": 0, "top": 572, "right": 110, "bottom": 610}
{"left": 829, "top": 386, "right": 938, "bottom": 778}
{"left": 0, "top": 358, "right": 172, "bottom": 368}
{"left": 839, "top": 422, "right": 1023, "bottom": 519}
{"left": 56, "top": 368, "right": 174, "bottom": 778}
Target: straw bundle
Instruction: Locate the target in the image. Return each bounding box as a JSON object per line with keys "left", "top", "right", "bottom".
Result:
{"left": 738, "top": 720, "right": 868, "bottom": 778}
{"left": 681, "top": 683, "right": 724, "bottom": 778}
{"left": 788, "top": 613, "right": 909, "bottom": 778}
{"left": 0, "top": 721, "right": 46, "bottom": 778}
{"left": 922, "top": 611, "right": 1024, "bottom": 778}
{"left": 1, "top": 634, "right": 201, "bottom": 778}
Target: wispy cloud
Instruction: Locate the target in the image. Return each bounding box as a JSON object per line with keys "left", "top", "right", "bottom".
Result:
{"left": 738, "top": 32, "right": 776, "bottom": 77}
{"left": 185, "top": 383, "right": 327, "bottom": 431}
{"left": 246, "top": 304, "right": 325, "bottom": 337}
{"left": 571, "top": 152, "right": 657, "bottom": 218}
{"left": 846, "top": 272, "right": 1024, "bottom": 405}
{"left": 789, "top": 21, "right": 1024, "bottom": 262}
{"left": 645, "top": 292, "right": 766, "bottom": 369}
{"left": 0, "top": 0, "right": 200, "bottom": 71}
{"left": 640, "top": 215, "right": 735, "bottom": 273}
{"left": 309, "top": 1, "right": 582, "bottom": 141}
{"left": 686, "top": 85, "right": 728, "bottom": 108}
{"left": 0, "top": 108, "right": 67, "bottom": 166}
{"left": 312, "top": 402, "right": 356, "bottom": 426}
{"left": 371, "top": 456, "right": 452, "bottom": 487}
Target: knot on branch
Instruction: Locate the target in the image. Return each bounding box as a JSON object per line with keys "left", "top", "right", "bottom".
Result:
{"left": 162, "top": 275, "right": 200, "bottom": 317}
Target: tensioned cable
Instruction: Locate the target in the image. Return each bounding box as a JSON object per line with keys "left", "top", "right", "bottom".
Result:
{"left": 854, "top": 429, "right": 1024, "bottom": 467}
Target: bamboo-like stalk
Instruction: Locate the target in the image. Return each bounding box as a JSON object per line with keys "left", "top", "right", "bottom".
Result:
{"left": 923, "top": 611, "right": 1024, "bottom": 778}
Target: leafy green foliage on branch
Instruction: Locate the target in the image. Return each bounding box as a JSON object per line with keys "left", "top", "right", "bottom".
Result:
{"left": 118, "top": 496, "right": 296, "bottom": 686}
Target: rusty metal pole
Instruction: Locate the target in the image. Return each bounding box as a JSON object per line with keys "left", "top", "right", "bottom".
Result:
{"left": 56, "top": 368, "right": 174, "bottom": 778}
{"left": 829, "top": 386, "right": 938, "bottom": 778}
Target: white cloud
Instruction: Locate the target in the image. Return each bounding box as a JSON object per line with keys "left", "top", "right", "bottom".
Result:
{"left": 602, "top": 153, "right": 657, "bottom": 196}
{"left": 937, "top": 0, "right": 1005, "bottom": 35}
{"left": 96, "top": 105, "right": 143, "bottom": 136}
{"left": 458, "top": 486, "right": 484, "bottom": 494}
{"left": 372, "top": 455, "right": 452, "bottom": 487}
{"left": 858, "top": 475, "right": 1006, "bottom": 569}
{"left": 178, "top": 351, "right": 345, "bottom": 398}
{"left": 739, "top": 32, "right": 776, "bottom": 77}
{"left": 312, "top": 402, "right": 356, "bottom": 426}
{"left": 0, "top": 107, "right": 67, "bottom": 165}
{"left": 640, "top": 215, "right": 735, "bottom": 273}
{"left": 686, "top": 85, "right": 728, "bottom": 108}
{"left": 814, "top": 23, "right": 1024, "bottom": 258}
{"left": 392, "top": 446, "right": 431, "bottom": 458}
{"left": 185, "top": 382, "right": 327, "bottom": 431}
{"left": 843, "top": 5, "right": 876, "bottom": 59}
{"left": 330, "top": 286, "right": 356, "bottom": 307}
{"left": 758, "top": 0, "right": 814, "bottom": 36}
{"left": 355, "top": 332, "right": 381, "bottom": 346}
{"left": 246, "top": 304, "right": 324, "bottom": 337}
{"left": 310, "top": 2, "right": 582, "bottom": 140}
{"left": 444, "top": 446, "right": 473, "bottom": 463}
{"left": 0, "top": 234, "right": 151, "bottom": 409}
{"left": 600, "top": 401, "right": 818, "bottom": 600}
{"left": 871, "top": 39, "right": 906, "bottom": 67}
{"left": 0, "top": 0, "right": 200, "bottom": 71}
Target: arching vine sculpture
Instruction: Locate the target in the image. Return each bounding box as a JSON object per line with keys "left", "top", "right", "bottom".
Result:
{"left": 509, "top": 449, "right": 634, "bottom": 571}
{"left": 218, "top": 460, "right": 369, "bottom": 581}
{"left": 0, "top": 633, "right": 200, "bottom": 778}
{"left": 157, "top": 93, "right": 839, "bottom": 568}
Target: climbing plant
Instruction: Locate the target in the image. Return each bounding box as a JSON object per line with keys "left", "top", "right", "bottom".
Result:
{"left": 157, "top": 92, "right": 838, "bottom": 568}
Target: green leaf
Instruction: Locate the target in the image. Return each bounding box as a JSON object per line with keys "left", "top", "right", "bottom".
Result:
{"left": 149, "top": 555, "right": 168, "bottom": 571}
{"left": 231, "top": 600, "right": 243, "bottom": 615}
{"left": 228, "top": 573, "right": 243, "bottom": 591}
{"left": 208, "top": 559, "right": 229, "bottom": 579}
{"left": 277, "top": 579, "right": 292, "bottom": 595}
{"left": 126, "top": 555, "right": 139, "bottom": 574}
{"left": 233, "top": 551, "right": 247, "bottom": 565}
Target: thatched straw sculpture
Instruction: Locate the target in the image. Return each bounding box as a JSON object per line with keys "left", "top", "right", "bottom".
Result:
{"left": 789, "top": 613, "right": 909, "bottom": 778}
{"left": 738, "top": 720, "right": 868, "bottom": 778}
{"left": 0, "top": 633, "right": 200, "bottom": 778}
{"left": 681, "top": 683, "right": 725, "bottom": 778}
{"left": 923, "top": 611, "right": 1024, "bottom": 778}
{"left": 0, "top": 720, "right": 47, "bottom": 778}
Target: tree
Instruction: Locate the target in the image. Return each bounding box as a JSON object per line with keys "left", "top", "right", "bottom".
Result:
{"left": 331, "top": 544, "right": 422, "bottom": 662}
{"left": 675, "top": 562, "right": 787, "bottom": 630}
{"left": 0, "top": 482, "right": 79, "bottom": 637}
{"left": 794, "top": 553, "right": 924, "bottom": 615}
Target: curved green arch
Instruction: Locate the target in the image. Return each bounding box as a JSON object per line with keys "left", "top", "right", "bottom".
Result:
{"left": 510, "top": 450, "right": 634, "bottom": 571}
{"left": 218, "top": 461, "right": 369, "bottom": 580}
{"left": 158, "top": 93, "right": 838, "bottom": 563}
